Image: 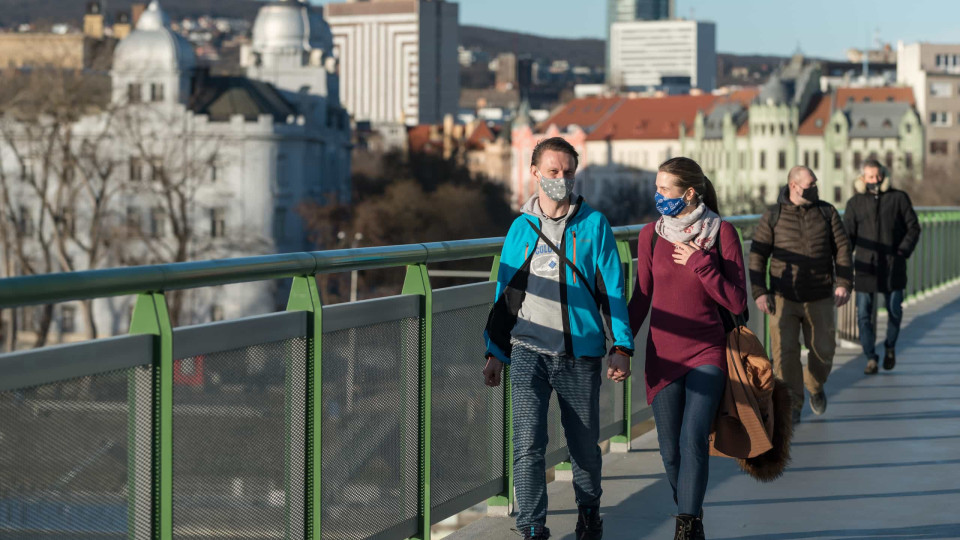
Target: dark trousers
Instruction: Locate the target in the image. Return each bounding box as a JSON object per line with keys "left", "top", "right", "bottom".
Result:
{"left": 510, "top": 345, "right": 603, "bottom": 535}
{"left": 856, "top": 290, "right": 904, "bottom": 360}
{"left": 651, "top": 364, "right": 726, "bottom": 517}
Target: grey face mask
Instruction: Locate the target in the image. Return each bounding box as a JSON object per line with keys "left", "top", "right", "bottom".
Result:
{"left": 537, "top": 170, "right": 575, "bottom": 202}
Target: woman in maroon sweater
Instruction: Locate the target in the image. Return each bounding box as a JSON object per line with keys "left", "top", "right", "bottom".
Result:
{"left": 628, "top": 157, "right": 747, "bottom": 540}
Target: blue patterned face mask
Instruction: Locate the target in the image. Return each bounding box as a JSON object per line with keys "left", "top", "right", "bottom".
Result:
{"left": 655, "top": 192, "right": 686, "bottom": 216}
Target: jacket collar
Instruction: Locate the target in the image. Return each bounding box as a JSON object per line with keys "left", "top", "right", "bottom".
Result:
{"left": 855, "top": 176, "right": 891, "bottom": 195}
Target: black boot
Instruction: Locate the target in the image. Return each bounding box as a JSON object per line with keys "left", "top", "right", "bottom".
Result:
{"left": 674, "top": 514, "right": 705, "bottom": 540}
{"left": 521, "top": 525, "right": 550, "bottom": 540}
{"left": 884, "top": 348, "right": 896, "bottom": 370}
{"left": 575, "top": 505, "right": 603, "bottom": 540}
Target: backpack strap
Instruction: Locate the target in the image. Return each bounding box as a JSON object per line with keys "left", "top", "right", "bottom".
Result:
{"left": 524, "top": 219, "right": 599, "bottom": 303}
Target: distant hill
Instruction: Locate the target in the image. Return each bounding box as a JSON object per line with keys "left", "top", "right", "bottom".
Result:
{"left": 460, "top": 25, "right": 605, "bottom": 68}
{"left": 0, "top": 0, "right": 263, "bottom": 27}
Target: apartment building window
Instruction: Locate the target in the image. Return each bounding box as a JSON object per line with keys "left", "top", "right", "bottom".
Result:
{"left": 778, "top": 151, "right": 787, "bottom": 170}
{"left": 930, "top": 82, "right": 953, "bottom": 97}
{"left": 803, "top": 150, "right": 810, "bottom": 166}
{"left": 150, "top": 207, "right": 165, "bottom": 239}
{"left": 813, "top": 151, "right": 820, "bottom": 170}
{"left": 150, "top": 83, "right": 164, "bottom": 102}
{"left": 885, "top": 152, "right": 894, "bottom": 169}
{"left": 905, "top": 152, "right": 914, "bottom": 169}
{"left": 930, "top": 112, "right": 951, "bottom": 126}
{"left": 276, "top": 153, "right": 288, "bottom": 188}
{"left": 129, "top": 157, "right": 142, "bottom": 181}
{"left": 759, "top": 151, "right": 767, "bottom": 170}
{"left": 60, "top": 305, "right": 76, "bottom": 334}
{"left": 834, "top": 123, "right": 841, "bottom": 134}
{"left": 779, "top": 124, "right": 785, "bottom": 136}
{"left": 210, "top": 162, "right": 219, "bottom": 182}
{"left": 128, "top": 83, "right": 142, "bottom": 103}
{"left": 759, "top": 185, "right": 767, "bottom": 201}
{"left": 126, "top": 206, "right": 141, "bottom": 235}
{"left": 151, "top": 160, "right": 164, "bottom": 182}
{"left": 210, "top": 207, "right": 226, "bottom": 238}
{"left": 930, "top": 141, "right": 948, "bottom": 155}
{"left": 854, "top": 151, "right": 862, "bottom": 169}
{"left": 834, "top": 187, "right": 842, "bottom": 203}
{"left": 273, "top": 207, "right": 287, "bottom": 240}
{"left": 834, "top": 152, "right": 842, "bottom": 170}
{"left": 18, "top": 206, "right": 34, "bottom": 236}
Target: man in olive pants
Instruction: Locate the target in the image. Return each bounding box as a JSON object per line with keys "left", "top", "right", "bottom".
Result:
{"left": 750, "top": 166, "right": 853, "bottom": 424}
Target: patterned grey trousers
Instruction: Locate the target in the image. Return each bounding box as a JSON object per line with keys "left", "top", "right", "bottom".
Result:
{"left": 510, "top": 344, "right": 603, "bottom": 535}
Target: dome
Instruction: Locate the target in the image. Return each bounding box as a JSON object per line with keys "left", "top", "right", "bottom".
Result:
{"left": 251, "top": 0, "right": 333, "bottom": 53}
{"left": 113, "top": 1, "right": 196, "bottom": 73}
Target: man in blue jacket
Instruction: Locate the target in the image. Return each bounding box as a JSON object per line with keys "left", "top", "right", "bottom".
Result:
{"left": 483, "top": 137, "right": 634, "bottom": 540}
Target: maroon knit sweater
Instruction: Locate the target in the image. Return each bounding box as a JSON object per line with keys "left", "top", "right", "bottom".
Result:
{"left": 628, "top": 221, "right": 748, "bottom": 404}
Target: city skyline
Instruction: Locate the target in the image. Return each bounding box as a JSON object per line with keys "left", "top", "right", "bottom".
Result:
{"left": 307, "top": 0, "right": 959, "bottom": 60}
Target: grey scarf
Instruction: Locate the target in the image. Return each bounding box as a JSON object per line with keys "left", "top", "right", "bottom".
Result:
{"left": 655, "top": 203, "right": 722, "bottom": 250}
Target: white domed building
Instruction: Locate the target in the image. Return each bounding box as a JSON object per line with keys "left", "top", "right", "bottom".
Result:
{"left": 2, "top": 0, "right": 352, "bottom": 337}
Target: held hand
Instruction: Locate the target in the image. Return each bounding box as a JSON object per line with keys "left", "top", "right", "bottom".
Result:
{"left": 606, "top": 351, "right": 631, "bottom": 383}
{"left": 755, "top": 294, "right": 774, "bottom": 315}
{"left": 834, "top": 287, "right": 851, "bottom": 307}
{"left": 482, "top": 356, "right": 504, "bottom": 387}
{"left": 672, "top": 242, "right": 700, "bottom": 266}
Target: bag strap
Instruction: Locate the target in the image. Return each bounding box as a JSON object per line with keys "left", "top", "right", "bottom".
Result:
{"left": 524, "top": 219, "right": 599, "bottom": 303}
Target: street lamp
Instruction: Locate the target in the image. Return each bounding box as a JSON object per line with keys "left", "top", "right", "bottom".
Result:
{"left": 336, "top": 231, "right": 363, "bottom": 302}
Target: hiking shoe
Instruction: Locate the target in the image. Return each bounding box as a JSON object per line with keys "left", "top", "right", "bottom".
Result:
{"left": 575, "top": 505, "right": 603, "bottom": 540}
{"left": 883, "top": 349, "right": 896, "bottom": 371}
{"left": 674, "top": 514, "right": 704, "bottom": 540}
{"left": 521, "top": 526, "right": 550, "bottom": 540}
{"left": 810, "top": 392, "right": 827, "bottom": 415}
{"left": 864, "top": 358, "right": 879, "bottom": 375}
{"left": 792, "top": 409, "right": 802, "bottom": 425}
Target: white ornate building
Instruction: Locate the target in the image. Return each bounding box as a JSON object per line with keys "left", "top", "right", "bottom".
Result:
{"left": 2, "top": 0, "right": 351, "bottom": 341}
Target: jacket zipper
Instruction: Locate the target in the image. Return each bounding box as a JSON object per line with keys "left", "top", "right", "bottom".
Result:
{"left": 572, "top": 231, "right": 577, "bottom": 284}
{"left": 525, "top": 242, "right": 529, "bottom": 260}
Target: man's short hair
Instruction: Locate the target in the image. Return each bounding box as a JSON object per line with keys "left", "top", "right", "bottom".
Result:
{"left": 862, "top": 158, "right": 885, "bottom": 179}
{"left": 788, "top": 165, "right": 815, "bottom": 185}
{"left": 531, "top": 137, "right": 579, "bottom": 169}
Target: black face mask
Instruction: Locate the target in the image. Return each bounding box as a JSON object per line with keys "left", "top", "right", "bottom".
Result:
{"left": 801, "top": 186, "right": 819, "bottom": 202}
{"left": 866, "top": 183, "right": 880, "bottom": 194}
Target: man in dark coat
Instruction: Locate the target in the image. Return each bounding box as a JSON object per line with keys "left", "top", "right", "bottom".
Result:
{"left": 843, "top": 159, "right": 921, "bottom": 374}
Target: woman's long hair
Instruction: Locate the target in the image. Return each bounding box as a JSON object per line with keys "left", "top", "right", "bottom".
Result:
{"left": 659, "top": 157, "right": 720, "bottom": 216}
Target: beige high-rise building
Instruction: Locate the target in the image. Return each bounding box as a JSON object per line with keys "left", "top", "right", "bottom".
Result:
{"left": 325, "top": 0, "right": 459, "bottom": 126}
{"left": 898, "top": 41, "right": 960, "bottom": 175}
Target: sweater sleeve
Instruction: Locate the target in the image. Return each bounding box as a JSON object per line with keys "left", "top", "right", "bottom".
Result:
{"left": 688, "top": 222, "right": 748, "bottom": 314}
{"left": 627, "top": 225, "right": 655, "bottom": 337}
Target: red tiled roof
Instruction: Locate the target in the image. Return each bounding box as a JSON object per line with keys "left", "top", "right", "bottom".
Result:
{"left": 537, "top": 96, "right": 626, "bottom": 133}
{"left": 585, "top": 94, "right": 718, "bottom": 141}
{"left": 710, "top": 87, "right": 760, "bottom": 112}
{"left": 836, "top": 87, "right": 915, "bottom": 108}
{"left": 798, "top": 87, "right": 915, "bottom": 135}
{"left": 408, "top": 125, "right": 439, "bottom": 154}
{"left": 466, "top": 121, "right": 495, "bottom": 150}
{"left": 797, "top": 93, "right": 833, "bottom": 136}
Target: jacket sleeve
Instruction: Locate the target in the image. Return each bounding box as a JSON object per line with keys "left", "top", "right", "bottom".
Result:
{"left": 898, "top": 193, "right": 921, "bottom": 257}
{"left": 842, "top": 200, "right": 858, "bottom": 256}
{"left": 627, "top": 227, "right": 654, "bottom": 337}
{"left": 830, "top": 206, "right": 853, "bottom": 291}
{"left": 688, "top": 222, "right": 748, "bottom": 314}
{"left": 748, "top": 210, "right": 774, "bottom": 300}
{"left": 596, "top": 215, "right": 635, "bottom": 354}
{"left": 484, "top": 221, "right": 518, "bottom": 364}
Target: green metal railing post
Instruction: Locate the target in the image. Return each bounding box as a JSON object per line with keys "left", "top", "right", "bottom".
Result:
{"left": 487, "top": 254, "right": 515, "bottom": 512}
{"left": 129, "top": 292, "right": 173, "bottom": 540}
{"left": 611, "top": 239, "right": 634, "bottom": 449}
{"left": 286, "top": 276, "right": 323, "bottom": 540}
{"left": 403, "top": 264, "right": 433, "bottom": 540}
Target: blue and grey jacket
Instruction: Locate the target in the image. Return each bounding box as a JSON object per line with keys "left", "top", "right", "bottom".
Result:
{"left": 484, "top": 196, "right": 635, "bottom": 362}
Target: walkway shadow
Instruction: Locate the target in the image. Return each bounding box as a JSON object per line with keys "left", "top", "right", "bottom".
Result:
{"left": 713, "top": 522, "right": 960, "bottom": 539}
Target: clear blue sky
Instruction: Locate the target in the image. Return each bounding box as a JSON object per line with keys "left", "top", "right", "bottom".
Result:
{"left": 309, "top": 0, "right": 959, "bottom": 60}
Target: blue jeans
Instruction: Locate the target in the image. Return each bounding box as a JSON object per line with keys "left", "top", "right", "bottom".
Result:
{"left": 651, "top": 364, "right": 726, "bottom": 517}
{"left": 857, "top": 290, "right": 904, "bottom": 360}
{"left": 510, "top": 345, "right": 603, "bottom": 535}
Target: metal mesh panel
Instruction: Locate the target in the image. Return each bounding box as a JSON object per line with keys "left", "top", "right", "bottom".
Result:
{"left": 172, "top": 337, "right": 307, "bottom": 540}
{"left": 321, "top": 317, "right": 420, "bottom": 540}
{"left": 0, "top": 366, "right": 153, "bottom": 540}
{"left": 431, "top": 303, "right": 504, "bottom": 511}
